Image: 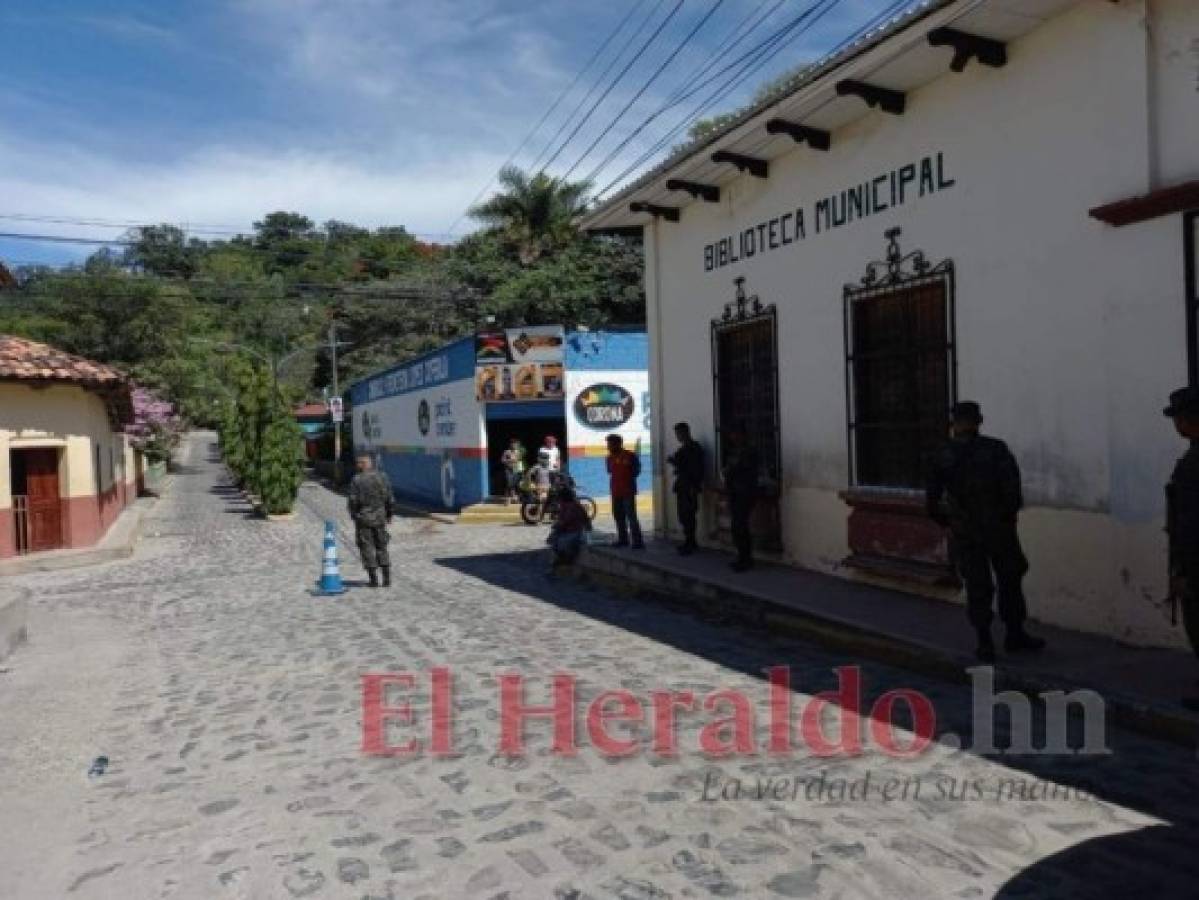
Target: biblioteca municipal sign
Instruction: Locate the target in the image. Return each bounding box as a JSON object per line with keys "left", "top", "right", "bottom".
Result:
{"left": 703, "top": 151, "right": 955, "bottom": 272}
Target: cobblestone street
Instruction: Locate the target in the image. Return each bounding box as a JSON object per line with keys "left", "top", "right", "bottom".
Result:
{"left": 3, "top": 433, "right": 1199, "bottom": 899}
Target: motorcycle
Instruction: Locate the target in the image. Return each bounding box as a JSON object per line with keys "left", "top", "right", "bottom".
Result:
{"left": 520, "top": 475, "right": 598, "bottom": 525}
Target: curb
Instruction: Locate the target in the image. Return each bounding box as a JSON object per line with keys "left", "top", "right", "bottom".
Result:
{"left": 0, "top": 583, "right": 29, "bottom": 662}
{"left": 0, "top": 496, "right": 154, "bottom": 577}
{"left": 572, "top": 548, "right": 1199, "bottom": 748}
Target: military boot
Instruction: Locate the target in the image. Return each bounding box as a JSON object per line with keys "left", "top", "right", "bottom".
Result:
{"left": 1004, "top": 626, "right": 1046, "bottom": 654}
{"left": 381, "top": 566, "right": 391, "bottom": 588}
{"left": 975, "top": 627, "right": 996, "bottom": 663}
{"left": 367, "top": 568, "right": 379, "bottom": 588}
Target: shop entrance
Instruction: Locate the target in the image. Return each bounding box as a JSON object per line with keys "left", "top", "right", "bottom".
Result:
{"left": 483, "top": 401, "right": 566, "bottom": 498}
{"left": 10, "top": 447, "right": 63, "bottom": 554}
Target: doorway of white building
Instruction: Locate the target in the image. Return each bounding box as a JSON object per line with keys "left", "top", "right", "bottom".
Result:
{"left": 483, "top": 401, "right": 567, "bottom": 498}
{"left": 9, "top": 447, "right": 63, "bottom": 554}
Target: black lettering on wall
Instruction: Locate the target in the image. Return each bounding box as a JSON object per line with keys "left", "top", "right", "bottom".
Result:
{"left": 937, "top": 152, "right": 955, "bottom": 189}
{"left": 899, "top": 164, "right": 916, "bottom": 204}
{"left": 920, "top": 158, "right": 935, "bottom": 196}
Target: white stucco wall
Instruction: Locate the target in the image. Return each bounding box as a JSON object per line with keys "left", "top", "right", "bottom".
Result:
{"left": 646, "top": 0, "right": 1198, "bottom": 646}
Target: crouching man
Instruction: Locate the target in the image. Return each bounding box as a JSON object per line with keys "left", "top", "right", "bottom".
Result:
{"left": 548, "top": 487, "right": 592, "bottom": 573}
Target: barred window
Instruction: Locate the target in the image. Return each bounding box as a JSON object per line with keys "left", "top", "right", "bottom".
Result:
{"left": 846, "top": 278, "right": 953, "bottom": 489}
{"left": 713, "top": 313, "right": 779, "bottom": 484}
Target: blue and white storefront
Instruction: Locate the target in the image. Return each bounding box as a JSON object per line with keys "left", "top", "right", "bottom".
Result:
{"left": 350, "top": 326, "right": 651, "bottom": 511}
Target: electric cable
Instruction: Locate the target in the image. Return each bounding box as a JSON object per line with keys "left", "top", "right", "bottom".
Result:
{"left": 558, "top": 0, "right": 730, "bottom": 181}
{"left": 523, "top": 0, "right": 672, "bottom": 176}
{"left": 444, "top": 0, "right": 653, "bottom": 236}
{"left": 594, "top": 0, "right": 912, "bottom": 198}
{"left": 537, "top": 0, "right": 685, "bottom": 174}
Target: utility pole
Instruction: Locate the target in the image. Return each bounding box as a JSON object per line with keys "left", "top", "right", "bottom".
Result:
{"left": 329, "top": 323, "right": 342, "bottom": 482}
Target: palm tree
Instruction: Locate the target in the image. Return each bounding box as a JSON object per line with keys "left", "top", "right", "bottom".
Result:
{"left": 469, "top": 166, "right": 592, "bottom": 264}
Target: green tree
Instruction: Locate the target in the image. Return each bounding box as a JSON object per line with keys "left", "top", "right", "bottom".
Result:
{"left": 468, "top": 166, "right": 591, "bottom": 264}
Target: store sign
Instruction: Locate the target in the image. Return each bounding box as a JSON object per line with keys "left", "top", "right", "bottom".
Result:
{"left": 328, "top": 396, "right": 344, "bottom": 423}
{"left": 475, "top": 325, "right": 567, "bottom": 403}
{"left": 366, "top": 353, "right": 451, "bottom": 401}
{"left": 475, "top": 326, "right": 564, "bottom": 364}
{"left": 573, "top": 383, "right": 635, "bottom": 430}
{"left": 703, "top": 151, "right": 956, "bottom": 273}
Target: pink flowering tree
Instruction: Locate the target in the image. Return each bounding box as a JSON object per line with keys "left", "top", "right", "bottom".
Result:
{"left": 127, "top": 387, "right": 184, "bottom": 465}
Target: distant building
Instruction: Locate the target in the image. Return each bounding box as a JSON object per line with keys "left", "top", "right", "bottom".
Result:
{"left": 581, "top": 0, "right": 1199, "bottom": 647}
{"left": 293, "top": 402, "right": 330, "bottom": 461}
{"left": 0, "top": 336, "right": 138, "bottom": 557}
{"left": 349, "top": 326, "right": 651, "bottom": 509}
{"left": 0, "top": 262, "right": 15, "bottom": 289}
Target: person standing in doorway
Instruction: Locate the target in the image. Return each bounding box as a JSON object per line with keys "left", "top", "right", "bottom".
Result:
{"left": 542, "top": 435, "right": 562, "bottom": 473}
{"left": 348, "top": 453, "right": 395, "bottom": 588}
{"left": 606, "top": 434, "right": 643, "bottom": 549}
{"left": 1163, "top": 386, "right": 1199, "bottom": 711}
{"left": 668, "top": 422, "right": 705, "bottom": 555}
{"left": 501, "top": 437, "right": 525, "bottom": 505}
{"left": 722, "top": 425, "right": 759, "bottom": 572}
{"left": 926, "top": 401, "right": 1045, "bottom": 662}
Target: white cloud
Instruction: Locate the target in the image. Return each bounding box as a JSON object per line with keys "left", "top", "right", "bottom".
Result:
{"left": 0, "top": 136, "right": 507, "bottom": 242}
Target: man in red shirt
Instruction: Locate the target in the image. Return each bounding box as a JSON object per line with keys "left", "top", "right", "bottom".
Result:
{"left": 606, "top": 434, "right": 644, "bottom": 549}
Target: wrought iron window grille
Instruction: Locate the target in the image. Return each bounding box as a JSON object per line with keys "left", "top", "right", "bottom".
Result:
{"left": 844, "top": 229, "right": 957, "bottom": 490}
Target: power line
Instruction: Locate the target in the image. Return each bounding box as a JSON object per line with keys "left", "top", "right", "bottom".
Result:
{"left": 524, "top": 0, "right": 672, "bottom": 177}
{"left": 559, "top": 0, "right": 730, "bottom": 181}
{"left": 595, "top": 0, "right": 909, "bottom": 198}
{"left": 581, "top": 0, "right": 791, "bottom": 185}
{"left": 444, "top": 0, "right": 653, "bottom": 236}
{"left": 0, "top": 212, "right": 243, "bottom": 233}
{"left": 589, "top": 0, "right": 842, "bottom": 193}
{"left": 537, "top": 0, "right": 686, "bottom": 175}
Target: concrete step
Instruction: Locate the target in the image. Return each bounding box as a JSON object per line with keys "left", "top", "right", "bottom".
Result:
{"left": 572, "top": 539, "right": 1199, "bottom": 748}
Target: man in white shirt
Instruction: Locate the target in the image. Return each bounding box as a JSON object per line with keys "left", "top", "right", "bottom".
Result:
{"left": 542, "top": 435, "right": 562, "bottom": 472}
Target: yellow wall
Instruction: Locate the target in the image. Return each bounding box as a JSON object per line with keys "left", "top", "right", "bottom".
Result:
{"left": 0, "top": 382, "right": 132, "bottom": 507}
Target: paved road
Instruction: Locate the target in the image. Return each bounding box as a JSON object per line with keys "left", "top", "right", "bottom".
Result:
{"left": 2, "top": 433, "right": 1199, "bottom": 899}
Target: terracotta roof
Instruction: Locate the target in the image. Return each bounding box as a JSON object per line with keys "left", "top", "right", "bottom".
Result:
{"left": 0, "top": 335, "right": 134, "bottom": 427}
{"left": 0, "top": 335, "right": 127, "bottom": 387}
{"left": 293, "top": 402, "right": 329, "bottom": 419}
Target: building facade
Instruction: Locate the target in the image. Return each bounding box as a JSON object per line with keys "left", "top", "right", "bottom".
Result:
{"left": 582, "top": 0, "right": 1199, "bottom": 648}
{"left": 0, "top": 337, "right": 138, "bottom": 558}
{"left": 349, "top": 327, "right": 651, "bottom": 509}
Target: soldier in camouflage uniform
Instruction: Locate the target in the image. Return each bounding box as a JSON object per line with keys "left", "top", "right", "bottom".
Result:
{"left": 1163, "top": 387, "right": 1199, "bottom": 711}
{"left": 926, "top": 401, "right": 1046, "bottom": 662}
{"left": 348, "top": 453, "right": 395, "bottom": 588}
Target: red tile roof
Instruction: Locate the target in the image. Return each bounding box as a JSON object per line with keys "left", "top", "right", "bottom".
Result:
{"left": 0, "top": 335, "right": 127, "bottom": 386}
{"left": 293, "top": 402, "right": 329, "bottom": 419}
{"left": 0, "top": 335, "right": 134, "bottom": 427}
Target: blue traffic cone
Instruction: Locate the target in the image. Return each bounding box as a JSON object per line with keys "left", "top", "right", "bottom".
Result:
{"left": 316, "top": 520, "right": 347, "bottom": 595}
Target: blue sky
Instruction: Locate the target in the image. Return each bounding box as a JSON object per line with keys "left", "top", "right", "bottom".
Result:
{"left": 0, "top": 0, "right": 892, "bottom": 266}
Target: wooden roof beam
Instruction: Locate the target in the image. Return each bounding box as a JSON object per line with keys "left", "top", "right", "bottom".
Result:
{"left": 835, "top": 79, "right": 906, "bottom": 115}
{"left": 927, "top": 27, "right": 1007, "bottom": 72}
{"left": 765, "top": 118, "right": 831, "bottom": 151}
{"left": 710, "top": 150, "right": 768, "bottom": 179}
{"left": 628, "top": 202, "right": 680, "bottom": 222}
{"left": 665, "top": 179, "right": 720, "bottom": 203}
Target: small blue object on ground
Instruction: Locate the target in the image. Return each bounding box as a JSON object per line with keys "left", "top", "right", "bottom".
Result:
{"left": 315, "top": 520, "right": 347, "bottom": 595}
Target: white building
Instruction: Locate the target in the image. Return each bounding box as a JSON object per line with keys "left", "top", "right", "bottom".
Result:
{"left": 581, "top": 0, "right": 1199, "bottom": 648}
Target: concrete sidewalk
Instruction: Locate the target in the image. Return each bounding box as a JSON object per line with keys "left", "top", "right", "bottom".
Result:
{"left": 575, "top": 538, "right": 1199, "bottom": 745}
{"left": 0, "top": 493, "right": 159, "bottom": 577}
